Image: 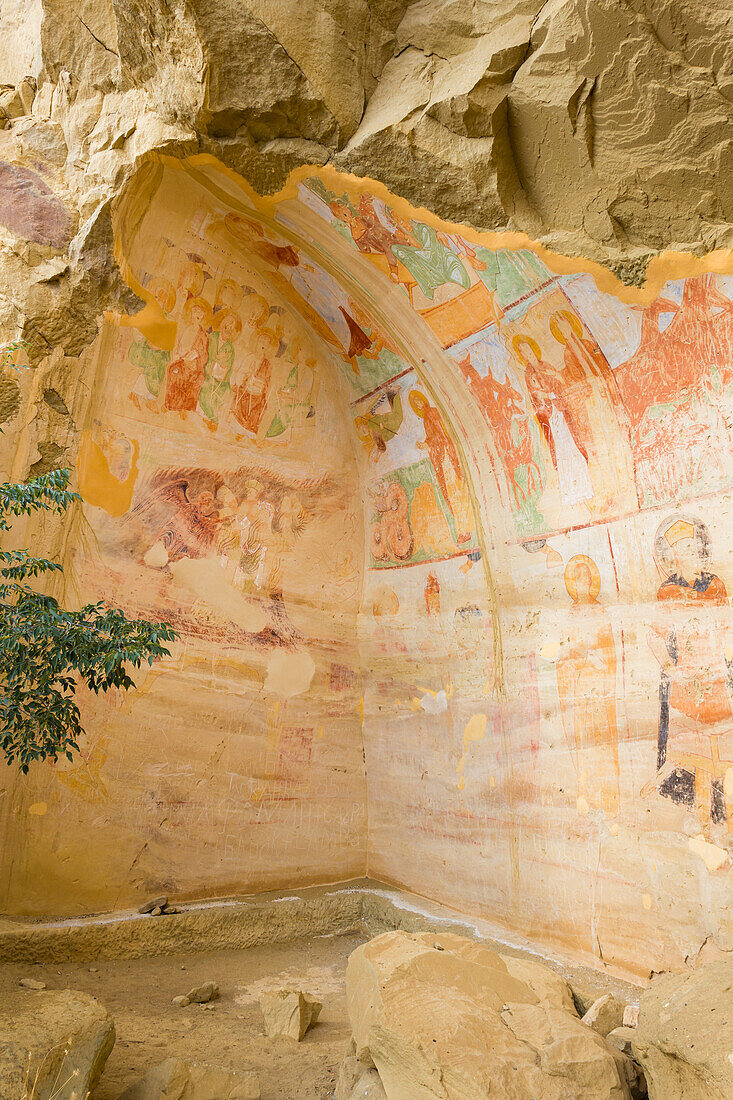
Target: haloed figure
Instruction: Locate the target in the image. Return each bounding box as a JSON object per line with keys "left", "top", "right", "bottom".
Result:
{"left": 555, "top": 555, "right": 620, "bottom": 814}
{"left": 643, "top": 516, "right": 733, "bottom": 835}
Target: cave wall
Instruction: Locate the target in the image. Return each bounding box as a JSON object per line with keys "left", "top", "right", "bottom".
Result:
{"left": 0, "top": 1, "right": 731, "bottom": 980}
{"left": 0, "top": 160, "right": 368, "bottom": 917}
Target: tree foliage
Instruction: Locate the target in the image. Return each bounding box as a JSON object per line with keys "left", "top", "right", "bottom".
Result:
{"left": 0, "top": 468, "right": 177, "bottom": 773}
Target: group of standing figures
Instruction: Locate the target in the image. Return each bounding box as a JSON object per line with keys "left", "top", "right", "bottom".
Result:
{"left": 126, "top": 262, "right": 317, "bottom": 442}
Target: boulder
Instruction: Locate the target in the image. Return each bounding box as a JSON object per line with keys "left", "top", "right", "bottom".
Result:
{"left": 582, "top": 994, "right": 628, "bottom": 1037}
{"left": 0, "top": 988, "right": 114, "bottom": 1100}
{"left": 632, "top": 958, "right": 733, "bottom": 1100}
{"left": 335, "top": 1041, "right": 387, "bottom": 1100}
{"left": 19, "top": 976, "right": 47, "bottom": 990}
{"left": 186, "top": 980, "right": 219, "bottom": 1004}
{"left": 138, "top": 895, "right": 168, "bottom": 914}
{"left": 258, "top": 989, "right": 322, "bottom": 1040}
{"left": 118, "top": 1058, "right": 260, "bottom": 1099}
{"left": 607, "top": 1027, "right": 638, "bottom": 1058}
{"left": 345, "top": 931, "right": 634, "bottom": 1100}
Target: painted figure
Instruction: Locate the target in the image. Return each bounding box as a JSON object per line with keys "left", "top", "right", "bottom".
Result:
{"left": 512, "top": 335, "right": 593, "bottom": 506}
{"left": 410, "top": 390, "right": 472, "bottom": 542}
{"left": 198, "top": 308, "right": 242, "bottom": 431}
{"left": 128, "top": 276, "right": 176, "bottom": 411}
{"left": 354, "top": 389, "right": 404, "bottom": 460}
{"left": 643, "top": 516, "right": 733, "bottom": 833}
{"left": 458, "top": 351, "right": 541, "bottom": 506}
{"left": 555, "top": 555, "right": 620, "bottom": 814}
{"left": 424, "top": 573, "right": 441, "bottom": 615}
{"left": 231, "top": 329, "right": 279, "bottom": 438}
{"left": 138, "top": 478, "right": 222, "bottom": 568}
{"left": 390, "top": 218, "right": 471, "bottom": 301}
{"left": 329, "top": 198, "right": 404, "bottom": 281}
{"left": 164, "top": 296, "right": 213, "bottom": 417}
{"left": 548, "top": 310, "right": 635, "bottom": 506}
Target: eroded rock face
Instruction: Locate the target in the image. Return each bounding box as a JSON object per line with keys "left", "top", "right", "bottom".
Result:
{"left": 632, "top": 959, "right": 733, "bottom": 1100}
{"left": 344, "top": 930, "right": 635, "bottom": 1099}
{"left": 0, "top": 988, "right": 115, "bottom": 1100}
{"left": 0, "top": 0, "right": 731, "bottom": 379}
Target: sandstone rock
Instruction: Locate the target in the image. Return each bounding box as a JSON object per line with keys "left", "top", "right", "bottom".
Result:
{"left": 335, "top": 1036, "right": 391, "bottom": 1098}
{"left": 0, "top": 988, "right": 115, "bottom": 1100}
{"left": 607, "top": 1026, "right": 638, "bottom": 1058}
{"left": 151, "top": 906, "right": 163, "bottom": 916}
{"left": 632, "top": 959, "right": 733, "bottom": 1100}
{"left": 118, "top": 1057, "right": 260, "bottom": 1099}
{"left": 186, "top": 980, "right": 219, "bottom": 1004}
{"left": 171, "top": 995, "right": 191, "bottom": 1008}
{"left": 138, "top": 895, "right": 168, "bottom": 914}
{"left": 335, "top": 1043, "right": 388, "bottom": 1100}
{"left": 345, "top": 931, "right": 633, "bottom": 1099}
{"left": 259, "top": 989, "right": 323, "bottom": 1040}
{"left": 19, "top": 976, "right": 46, "bottom": 989}
{"left": 624, "top": 1004, "right": 640, "bottom": 1028}
{"left": 582, "top": 993, "right": 628, "bottom": 1037}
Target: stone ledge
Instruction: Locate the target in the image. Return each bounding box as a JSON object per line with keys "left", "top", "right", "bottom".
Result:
{"left": 0, "top": 878, "right": 642, "bottom": 1007}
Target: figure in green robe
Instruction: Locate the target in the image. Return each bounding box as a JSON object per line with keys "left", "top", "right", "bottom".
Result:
{"left": 390, "top": 220, "right": 471, "bottom": 300}
{"left": 198, "top": 308, "right": 242, "bottom": 431}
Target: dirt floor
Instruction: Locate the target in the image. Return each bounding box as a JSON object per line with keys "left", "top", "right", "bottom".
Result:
{"left": 0, "top": 929, "right": 366, "bottom": 1099}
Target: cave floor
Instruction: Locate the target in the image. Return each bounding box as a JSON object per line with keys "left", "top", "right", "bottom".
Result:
{"left": 0, "top": 928, "right": 366, "bottom": 1099}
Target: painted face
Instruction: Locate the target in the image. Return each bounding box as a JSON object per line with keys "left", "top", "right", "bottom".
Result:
{"left": 672, "top": 537, "right": 702, "bottom": 580}
{"left": 196, "top": 491, "right": 217, "bottom": 515}
{"left": 574, "top": 564, "right": 594, "bottom": 601}
{"left": 519, "top": 341, "right": 539, "bottom": 366}
{"left": 220, "top": 316, "right": 236, "bottom": 341}
{"left": 191, "top": 305, "right": 207, "bottom": 328}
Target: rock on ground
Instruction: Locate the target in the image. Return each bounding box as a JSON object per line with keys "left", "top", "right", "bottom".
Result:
{"left": 186, "top": 980, "right": 219, "bottom": 1004}
{"left": 0, "top": 988, "right": 115, "bottom": 1100}
{"left": 582, "top": 993, "right": 628, "bottom": 1038}
{"left": 344, "top": 930, "right": 635, "bottom": 1100}
{"left": 118, "top": 1057, "right": 260, "bottom": 1099}
{"left": 259, "top": 989, "right": 323, "bottom": 1040}
{"left": 632, "top": 958, "right": 733, "bottom": 1100}
{"left": 335, "top": 1040, "right": 388, "bottom": 1100}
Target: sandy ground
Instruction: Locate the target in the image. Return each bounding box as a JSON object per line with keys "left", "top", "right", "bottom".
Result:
{"left": 0, "top": 929, "right": 366, "bottom": 1099}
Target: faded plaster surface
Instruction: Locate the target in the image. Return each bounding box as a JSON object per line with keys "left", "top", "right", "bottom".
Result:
{"left": 0, "top": 2, "right": 731, "bottom": 983}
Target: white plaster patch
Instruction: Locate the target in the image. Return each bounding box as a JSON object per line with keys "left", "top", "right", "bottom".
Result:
{"left": 419, "top": 689, "right": 448, "bottom": 714}
{"left": 265, "top": 648, "right": 316, "bottom": 698}
{"left": 688, "top": 834, "right": 729, "bottom": 873}
{"left": 169, "top": 557, "right": 269, "bottom": 633}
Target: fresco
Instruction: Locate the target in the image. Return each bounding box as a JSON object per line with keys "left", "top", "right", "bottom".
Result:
{"left": 4, "top": 157, "right": 731, "bottom": 979}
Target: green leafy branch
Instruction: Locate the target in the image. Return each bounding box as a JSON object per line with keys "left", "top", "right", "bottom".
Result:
{"left": 0, "top": 468, "right": 177, "bottom": 773}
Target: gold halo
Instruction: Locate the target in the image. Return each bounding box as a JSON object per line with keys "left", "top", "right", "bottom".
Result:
{"left": 148, "top": 276, "right": 176, "bottom": 314}
{"left": 564, "top": 553, "right": 601, "bottom": 602}
{"left": 183, "top": 296, "right": 213, "bottom": 327}
{"left": 409, "top": 390, "right": 429, "bottom": 417}
{"left": 550, "top": 309, "right": 583, "bottom": 344}
{"left": 511, "top": 334, "right": 541, "bottom": 364}
{"left": 213, "top": 307, "right": 242, "bottom": 334}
